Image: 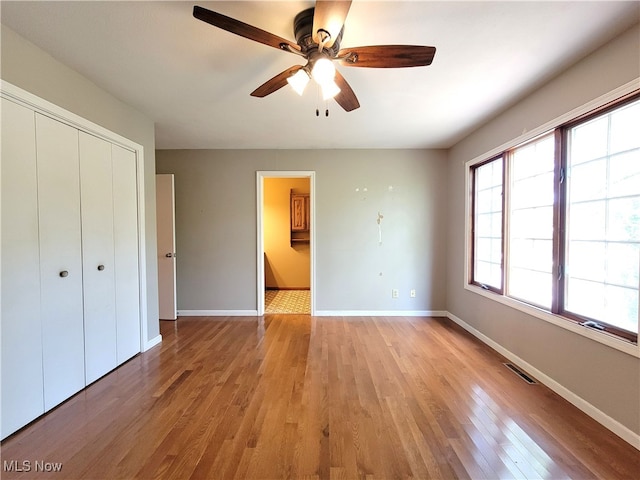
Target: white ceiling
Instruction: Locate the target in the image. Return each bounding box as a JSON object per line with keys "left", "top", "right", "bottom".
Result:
{"left": 1, "top": 1, "right": 638, "bottom": 149}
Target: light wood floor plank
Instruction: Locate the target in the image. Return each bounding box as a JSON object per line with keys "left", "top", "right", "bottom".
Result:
{"left": 2, "top": 315, "right": 639, "bottom": 479}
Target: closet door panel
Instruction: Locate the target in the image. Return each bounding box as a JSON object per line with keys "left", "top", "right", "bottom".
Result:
{"left": 1, "top": 99, "right": 44, "bottom": 438}
{"left": 112, "top": 145, "right": 141, "bottom": 363}
{"left": 35, "top": 113, "right": 85, "bottom": 411}
{"left": 79, "top": 132, "right": 117, "bottom": 384}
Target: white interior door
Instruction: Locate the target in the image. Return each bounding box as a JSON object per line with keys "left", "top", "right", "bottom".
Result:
{"left": 1, "top": 98, "right": 44, "bottom": 438}
{"left": 156, "top": 174, "right": 177, "bottom": 320}
{"left": 80, "top": 132, "right": 117, "bottom": 384}
{"left": 36, "top": 113, "right": 86, "bottom": 410}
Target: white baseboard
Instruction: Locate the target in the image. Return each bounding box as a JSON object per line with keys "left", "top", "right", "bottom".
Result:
{"left": 143, "top": 334, "right": 162, "bottom": 352}
{"left": 177, "top": 310, "right": 259, "bottom": 317}
{"left": 314, "top": 310, "right": 448, "bottom": 317}
{"left": 445, "top": 311, "right": 640, "bottom": 451}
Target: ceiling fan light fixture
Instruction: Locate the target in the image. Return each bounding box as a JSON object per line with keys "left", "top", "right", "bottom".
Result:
{"left": 287, "top": 69, "right": 310, "bottom": 95}
{"left": 193, "top": 2, "right": 435, "bottom": 112}
{"left": 311, "top": 57, "right": 336, "bottom": 86}
{"left": 321, "top": 79, "right": 341, "bottom": 100}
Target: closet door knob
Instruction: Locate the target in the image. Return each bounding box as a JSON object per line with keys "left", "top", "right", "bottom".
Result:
{"left": 97, "top": 265, "right": 105, "bottom": 271}
{"left": 59, "top": 270, "right": 69, "bottom": 277}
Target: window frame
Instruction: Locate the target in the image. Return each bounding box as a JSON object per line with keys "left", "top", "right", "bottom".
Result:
{"left": 470, "top": 155, "right": 505, "bottom": 294}
{"left": 558, "top": 96, "right": 640, "bottom": 343}
{"left": 504, "top": 131, "right": 557, "bottom": 311}
{"left": 465, "top": 85, "right": 640, "bottom": 356}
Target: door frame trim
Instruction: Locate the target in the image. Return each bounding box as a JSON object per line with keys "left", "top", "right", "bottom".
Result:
{"left": 256, "top": 171, "right": 315, "bottom": 316}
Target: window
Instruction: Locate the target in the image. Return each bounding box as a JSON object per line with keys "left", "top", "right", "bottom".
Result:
{"left": 563, "top": 99, "right": 640, "bottom": 337}
{"left": 472, "top": 157, "right": 503, "bottom": 291}
{"left": 469, "top": 93, "right": 639, "bottom": 344}
{"left": 508, "top": 134, "right": 555, "bottom": 309}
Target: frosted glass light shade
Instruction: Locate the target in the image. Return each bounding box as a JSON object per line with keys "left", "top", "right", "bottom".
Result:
{"left": 311, "top": 58, "right": 336, "bottom": 85}
{"left": 321, "top": 80, "right": 341, "bottom": 100}
{"left": 287, "top": 69, "right": 310, "bottom": 96}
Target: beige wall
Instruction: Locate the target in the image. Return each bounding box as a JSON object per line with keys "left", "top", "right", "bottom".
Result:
{"left": 156, "top": 149, "right": 449, "bottom": 313}
{"left": 1, "top": 26, "right": 160, "bottom": 341}
{"left": 264, "top": 178, "right": 310, "bottom": 289}
{"left": 446, "top": 24, "right": 640, "bottom": 437}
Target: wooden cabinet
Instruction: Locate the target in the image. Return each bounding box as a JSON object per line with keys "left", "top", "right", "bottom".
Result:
{"left": 291, "top": 194, "right": 308, "bottom": 231}
{"left": 290, "top": 191, "right": 310, "bottom": 244}
{"left": 1, "top": 96, "right": 142, "bottom": 439}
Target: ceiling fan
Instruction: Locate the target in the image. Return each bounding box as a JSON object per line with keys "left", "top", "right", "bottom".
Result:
{"left": 193, "top": 1, "right": 436, "bottom": 112}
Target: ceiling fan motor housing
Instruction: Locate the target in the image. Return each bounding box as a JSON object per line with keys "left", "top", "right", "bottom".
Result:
{"left": 294, "top": 8, "right": 343, "bottom": 57}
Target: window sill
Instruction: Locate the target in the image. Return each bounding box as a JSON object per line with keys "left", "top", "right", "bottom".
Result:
{"left": 464, "top": 283, "right": 639, "bottom": 358}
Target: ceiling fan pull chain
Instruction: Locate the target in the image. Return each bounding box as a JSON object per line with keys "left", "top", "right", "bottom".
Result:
{"left": 315, "top": 84, "right": 320, "bottom": 117}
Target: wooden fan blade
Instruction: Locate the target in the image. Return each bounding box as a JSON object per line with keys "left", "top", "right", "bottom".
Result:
{"left": 250, "top": 65, "right": 304, "bottom": 98}
{"left": 312, "top": 0, "right": 352, "bottom": 49}
{"left": 337, "top": 45, "right": 436, "bottom": 68}
{"left": 333, "top": 69, "right": 360, "bottom": 112}
{"left": 193, "top": 5, "right": 300, "bottom": 53}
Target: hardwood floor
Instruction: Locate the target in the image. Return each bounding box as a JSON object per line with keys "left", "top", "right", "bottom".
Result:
{"left": 2, "top": 315, "right": 638, "bottom": 479}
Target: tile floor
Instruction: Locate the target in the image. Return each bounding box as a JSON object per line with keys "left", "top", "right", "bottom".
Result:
{"left": 264, "top": 290, "right": 310, "bottom": 314}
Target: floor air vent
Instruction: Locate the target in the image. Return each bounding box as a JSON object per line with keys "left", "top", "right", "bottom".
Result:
{"left": 503, "top": 363, "right": 537, "bottom": 384}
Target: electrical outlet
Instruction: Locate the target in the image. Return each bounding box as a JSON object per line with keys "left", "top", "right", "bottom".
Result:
{"left": 410, "top": 289, "right": 416, "bottom": 298}
{"left": 392, "top": 289, "right": 399, "bottom": 298}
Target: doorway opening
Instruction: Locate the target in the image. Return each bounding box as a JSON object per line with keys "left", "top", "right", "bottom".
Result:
{"left": 257, "top": 171, "right": 315, "bottom": 316}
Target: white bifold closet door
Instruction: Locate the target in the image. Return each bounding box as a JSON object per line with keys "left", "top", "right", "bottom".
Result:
{"left": 1, "top": 99, "right": 44, "bottom": 435}
{"left": 79, "top": 132, "right": 118, "bottom": 384}
{"left": 1, "top": 96, "right": 142, "bottom": 439}
{"left": 35, "top": 113, "right": 86, "bottom": 411}
{"left": 112, "top": 144, "right": 141, "bottom": 364}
